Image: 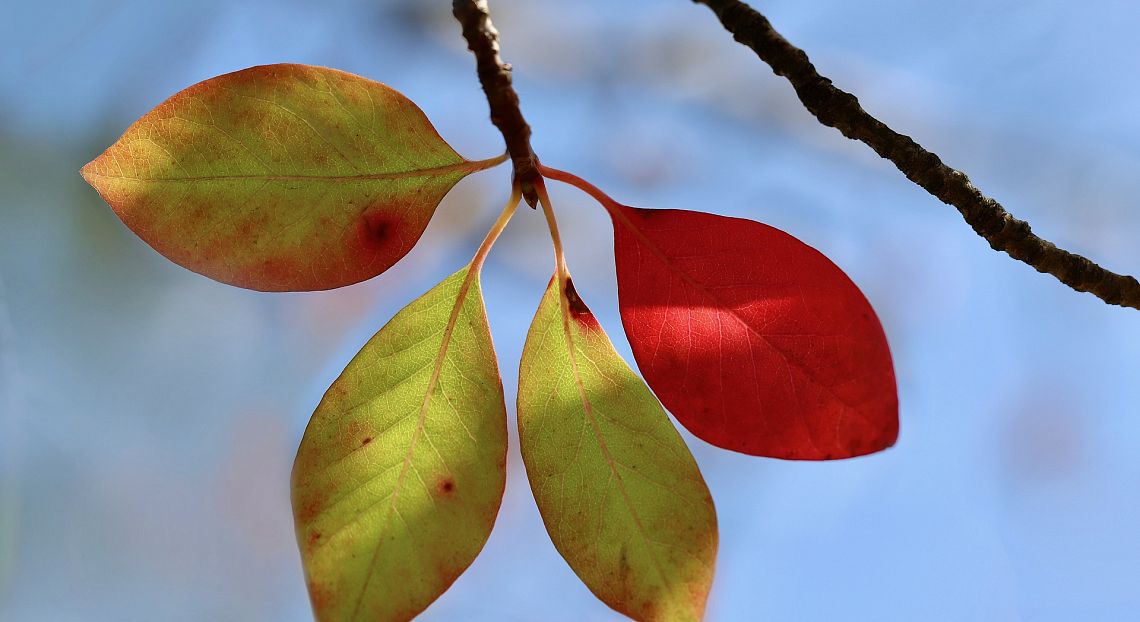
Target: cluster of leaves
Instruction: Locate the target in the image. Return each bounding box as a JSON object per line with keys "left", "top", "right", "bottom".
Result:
{"left": 83, "top": 64, "right": 898, "bottom": 621}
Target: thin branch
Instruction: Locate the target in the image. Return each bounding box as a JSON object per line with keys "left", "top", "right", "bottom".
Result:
{"left": 692, "top": 0, "right": 1140, "bottom": 310}
{"left": 452, "top": 0, "right": 541, "bottom": 206}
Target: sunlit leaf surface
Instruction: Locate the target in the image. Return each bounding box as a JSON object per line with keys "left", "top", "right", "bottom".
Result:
{"left": 518, "top": 274, "right": 717, "bottom": 622}
{"left": 613, "top": 206, "right": 898, "bottom": 460}
{"left": 291, "top": 266, "right": 507, "bottom": 621}
{"left": 82, "top": 64, "right": 501, "bottom": 291}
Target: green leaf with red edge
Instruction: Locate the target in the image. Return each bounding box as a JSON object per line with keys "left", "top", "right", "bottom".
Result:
{"left": 81, "top": 63, "right": 502, "bottom": 291}
{"left": 291, "top": 265, "right": 507, "bottom": 621}
{"left": 518, "top": 274, "right": 718, "bottom": 622}
{"left": 611, "top": 205, "right": 898, "bottom": 460}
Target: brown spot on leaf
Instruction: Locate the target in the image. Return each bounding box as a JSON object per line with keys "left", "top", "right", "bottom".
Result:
{"left": 563, "top": 278, "right": 598, "bottom": 328}
{"left": 343, "top": 421, "right": 371, "bottom": 452}
{"left": 436, "top": 475, "right": 456, "bottom": 496}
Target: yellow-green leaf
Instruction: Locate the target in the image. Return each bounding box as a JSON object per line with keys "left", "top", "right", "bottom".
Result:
{"left": 518, "top": 275, "right": 718, "bottom": 622}
{"left": 81, "top": 64, "right": 503, "bottom": 291}
{"left": 292, "top": 266, "right": 507, "bottom": 621}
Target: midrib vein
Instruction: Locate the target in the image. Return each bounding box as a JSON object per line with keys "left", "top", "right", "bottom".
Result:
{"left": 85, "top": 159, "right": 485, "bottom": 183}
{"left": 555, "top": 285, "right": 672, "bottom": 593}
{"left": 347, "top": 270, "right": 477, "bottom": 621}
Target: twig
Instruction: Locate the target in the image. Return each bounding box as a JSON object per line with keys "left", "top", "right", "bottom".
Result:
{"left": 452, "top": 0, "right": 541, "bottom": 207}
{"left": 692, "top": 0, "right": 1140, "bottom": 310}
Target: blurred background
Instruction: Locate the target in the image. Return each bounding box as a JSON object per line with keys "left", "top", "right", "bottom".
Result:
{"left": 2, "top": 0, "right": 1139, "bottom": 620}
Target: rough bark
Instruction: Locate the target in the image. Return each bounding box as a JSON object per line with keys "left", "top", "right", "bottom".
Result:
{"left": 691, "top": 0, "right": 1139, "bottom": 309}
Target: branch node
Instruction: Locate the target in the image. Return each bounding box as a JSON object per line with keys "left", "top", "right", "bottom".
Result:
{"left": 453, "top": 0, "right": 541, "bottom": 207}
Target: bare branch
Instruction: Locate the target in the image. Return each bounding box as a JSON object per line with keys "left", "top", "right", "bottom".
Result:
{"left": 452, "top": 0, "right": 541, "bottom": 206}
{"left": 692, "top": 0, "right": 1140, "bottom": 310}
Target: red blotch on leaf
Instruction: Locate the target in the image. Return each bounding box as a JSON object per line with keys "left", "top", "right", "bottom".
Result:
{"left": 307, "top": 579, "right": 335, "bottom": 616}
{"left": 295, "top": 494, "right": 324, "bottom": 524}
{"left": 612, "top": 205, "right": 898, "bottom": 460}
{"left": 357, "top": 209, "right": 395, "bottom": 246}
{"left": 351, "top": 207, "right": 410, "bottom": 269}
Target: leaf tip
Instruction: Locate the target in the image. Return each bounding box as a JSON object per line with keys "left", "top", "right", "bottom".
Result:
{"left": 79, "top": 157, "right": 100, "bottom": 188}
{"left": 80, "top": 153, "right": 120, "bottom": 210}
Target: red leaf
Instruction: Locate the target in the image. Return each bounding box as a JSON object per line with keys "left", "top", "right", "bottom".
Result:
{"left": 611, "top": 205, "right": 898, "bottom": 460}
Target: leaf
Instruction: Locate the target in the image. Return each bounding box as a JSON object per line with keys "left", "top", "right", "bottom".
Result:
{"left": 612, "top": 206, "right": 898, "bottom": 460}
{"left": 291, "top": 266, "right": 507, "bottom": 621}
{"left": 81, "top": 64, "right": 502, "bottom": 291}
{"left": 518, "top": 274, "right": 718, "bottom": 622}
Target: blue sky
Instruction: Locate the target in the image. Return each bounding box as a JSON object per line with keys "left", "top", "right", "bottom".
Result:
{"left": 2, "top": 1, "right": 1139, "bottom": 620}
